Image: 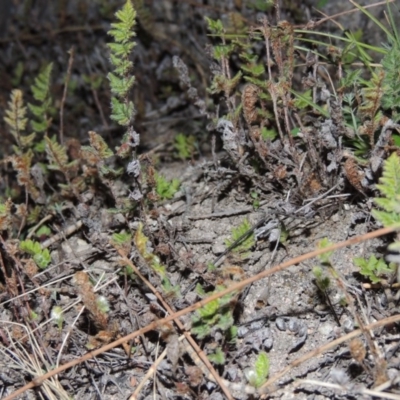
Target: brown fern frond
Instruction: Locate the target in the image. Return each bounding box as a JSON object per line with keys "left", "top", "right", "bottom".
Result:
{"left": 242, "top": 83, "right": 259, "bottom": 125}
{"left": 8, "top": 152, "right": 42, "bottom": 202}
{"left": 358, "top": 70, "right": 385, "bottom": 146}
{"left": 88, "top": 131, "right": 114, "bottom": 159}
{"left": 344, "top": 157, "right": 364, "bottom": 192}
{"left": 0, "top": 198, "right": 13, "bottom": 231}
{"left": 45, "top": 135, "right": 70, "bottom": 171}
{"left": 9, "top": 151, "right": 33, "bottom": 187}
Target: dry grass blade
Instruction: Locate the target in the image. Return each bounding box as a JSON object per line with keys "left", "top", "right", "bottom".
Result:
{"left": 0, "top": 322, "right": 70, "bottom": 400}
{"left": 296, "top": 379, "right": 400, "bottom": 400}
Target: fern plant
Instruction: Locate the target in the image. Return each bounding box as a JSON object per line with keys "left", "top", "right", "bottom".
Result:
{"left": 106, "top": 0, "right": 145, "bottom": 204}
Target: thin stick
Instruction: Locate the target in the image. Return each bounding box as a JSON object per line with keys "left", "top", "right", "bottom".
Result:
{"left": 3, "top": 225, "right": 398, "bottom": 400}
{"left": 59, "top": 47, "right": 74, "bottom": 145}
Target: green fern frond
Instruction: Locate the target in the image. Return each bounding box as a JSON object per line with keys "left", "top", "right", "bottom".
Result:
{"left": 110, "top": 97, "right": 135, "bottom": 126}
{"left": 108, "top": 1, "right": 136, "bottom": 43}
{"left": 107, "top": 1, "right": 137, "bottom": 129}
{"left": 30, "top": 63, "right": 52, "bottom": 102}
{"left": 375, "top": 152, "right": 400, "bottom": 201}
{"left": 381, "top": 43, "right": 400, "bottom": 119}
{"left": 372, "top": 152, "right": 400, "bottom": 226}
{"left": 225, "top": 218, "right": 255, "bottom": 255}
{"left": 108, "top": 73, "right": 135, "bottom": 97}
{"left": 4, "top": 89, "right": 30, "bottom": 148}
{"left": 28, "top": 63, "right": 53, "bottom": 134}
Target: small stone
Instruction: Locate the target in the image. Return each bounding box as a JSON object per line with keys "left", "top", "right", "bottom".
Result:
{"left": 212, "top": 241, "right": 226, "bottom": 255}
{"left": 319, "top": 322, "right": 335, "bottom": 336}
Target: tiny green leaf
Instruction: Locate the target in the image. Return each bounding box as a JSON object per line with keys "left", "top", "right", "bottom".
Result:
{"left": 208, "top": 347, "right": 226, "bottom": 365}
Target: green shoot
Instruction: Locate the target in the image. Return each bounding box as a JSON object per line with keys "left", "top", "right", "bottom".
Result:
{"left": 245, "top": 351, "right": 270, "bottom": 388}
{"left": 155, "top": 172, "right": 180, "bottom": 200}
{"left": 312, "top": 266, "right": 331, "bottom": 291}
{"left": 19, "top": 239, "right": 51, "bottom": 269}
{"left": 208, "top": 347, "right": 226, "bottom": 365}
{"left": 174, "top": 133, "right": 196, "bottom": 160}
{"left": 51, "top": 306, "right": 64, "bottom": 330}
{"left": 191, "top": 285, "right": 236, "bottom": 339}
{"left": 134, "top": 223, "right": 179, "bottom": 296}
{"left": 225, "top": 218, "right": 255, "bottom": 256}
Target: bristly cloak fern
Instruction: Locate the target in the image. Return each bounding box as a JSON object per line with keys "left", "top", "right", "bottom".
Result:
{"left": 107, "top": 0, "right": 143, "bottom": 202}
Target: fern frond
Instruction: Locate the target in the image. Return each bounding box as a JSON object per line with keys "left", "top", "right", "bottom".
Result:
{"left": 107, "top": 1, "right": 137, "bottom": 129}
{"left": 109, "top": 1, "right": 136, "bottom": 43}
{"left": 31, "top": 63, "right": 52, "bottom": 102}
{"left": 359, "top": 70, "right": 384, "bottom": 117}
{"left": 8, "top": 151, "right": 41, "bottom": 201}
{"left": 382, "top": 43, "right": 400, "bottom": 119}
{"left": 375, "top": 152, "right": 400, "bottom": 200}
{"left": 45, "top": 135, "right": 69, "bottom": 171}
{"left": 10, "top": 150, "right": 33, "bottom": 186}
{"left": 88, "top": 131, "right": 114, "bottom": 159}
{"left": 108, "top": 42, "right": 135, "bottom": 59}
{"left": 110, "top": 97, "right": 135, "bottom": 126}
{"left": 0, "top": 199, "right": 13, "bottom": 232}
{"left": 4, "top": 89, "right": 29, "bottom": 147}
{"left": 28, "top": 63, "right": 53, "bottom": 134}
{"left": 373, "top": 152, "right": 400, "bottom": 226}
{"left": 109, "top": 53, "right": 134, "bottom": 76}
{"left": 108, "top": 73, "right": 135, "bottom": 97}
